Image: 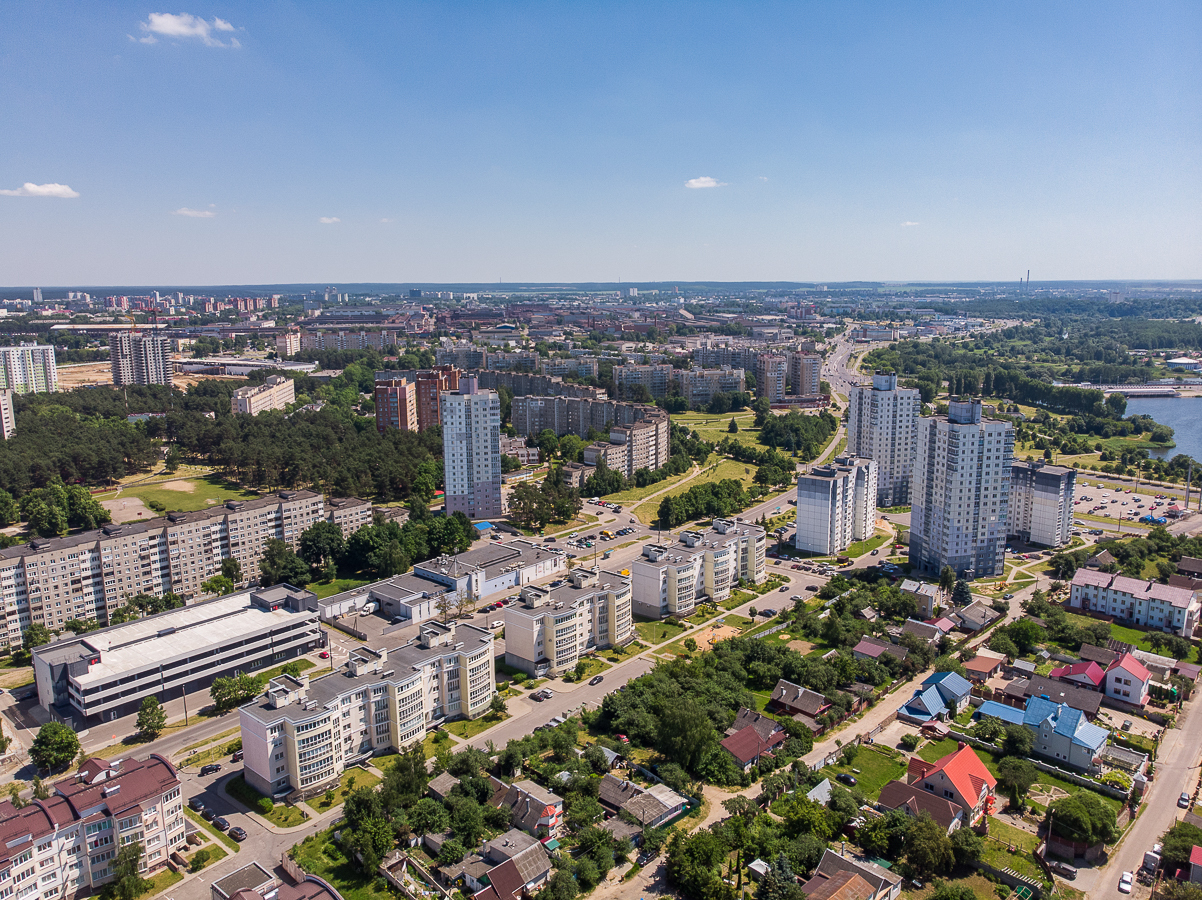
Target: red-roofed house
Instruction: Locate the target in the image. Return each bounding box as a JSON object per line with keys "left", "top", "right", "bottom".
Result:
{"left": 1049, "top": 660, "right": 1106, "bottom": 691}
{"left": 906, "top": 743, "right": 996, "bottom": 824}
{"left": 720, "top": 724, "right": 787, "bottom": 773}
{"left": 1105, "top": 653, "right": 1151, "bottom": 706}
{"left": 1189, "top": 845, "right": 1202, "bottom": 884}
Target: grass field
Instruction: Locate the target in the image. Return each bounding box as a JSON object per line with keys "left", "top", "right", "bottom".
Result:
{"left": 291, "top": 828, "right": 396, "bottom": 900}
{"left": 634, "top": 618, "right": 688, "bottom": 644}
{"left": 445, "top": 712, "right": 509, "bottom": 740}
{"left": 309, "top": 577, "right": 372, "bottom": 599}
{"left": 102, "top": 474, "right": 261, "bottom": 514}
{"left": 1107, "top": 622, "right": 1159, "bottom": 653}
{"left": 845, "top": 530, "right": 891, "bottom": 559}
{"left": 311, "top": 768, "right": 382, "bottom": 812}
{"left": 604, "top": 465, "right": 703, "bottom": 505}
{"left": 672, "top": 411, "right": 762, "bottom": 446}
{"left": 820, "top": 746, "right": 908, "bottom": 800}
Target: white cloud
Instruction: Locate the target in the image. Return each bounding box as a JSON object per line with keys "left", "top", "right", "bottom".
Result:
{"left": 319, "top": 217, "right": 341, "bottom": 224}
{"left": 380, "top": 217, "right": 393, "bottom": 223}
{"left": 138, "top": 13, "right": 240, "bottom": 47}
{"left": 758, "top": 176, "right": 768, "bottom": 182}
{"left": 173, "top": 207, "right": 215, "bottom": 218}
{"left": 0, "top": 182, "right": 80, "bottom": 198}
{"left": 685, "top": 176, "right": 726, "bottom": 189}
{"left": 901, "top": 221, "right": 920, "bottom": 227}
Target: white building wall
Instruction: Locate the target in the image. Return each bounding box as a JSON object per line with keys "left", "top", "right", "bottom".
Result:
{"left": 847, "top": 372, "right": 919, "bottom": 507}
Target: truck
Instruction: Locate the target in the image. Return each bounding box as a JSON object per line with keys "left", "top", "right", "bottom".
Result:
{"left": 1144, "top": 845, "right": 1162, "bottom": 873}
{"left": 359, "top": 601, "right": 378, "bottom": 615}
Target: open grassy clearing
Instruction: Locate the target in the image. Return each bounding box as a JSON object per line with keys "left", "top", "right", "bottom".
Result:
{"left": 819, "top": 746, "right": 908, "bottom": 800}
{"left": 845, "top": 530, "right": 891, "bottom": 558}
{"left": 291, "top": 828, "right": 396, "bottom": 900}
{"left": 603, "top": 464, "right": 703, "bottom": 505}
{"left": 100, "top": 474, "right": 261, "bottom": 514}
{"left": 310, "top": 768, "right": 383, "bottom": 812}
{"left": 309, "top": 577, "right": 372, "bottom": 599}
{"left": 444, "top": 712, "right": 509, "bottom": 740}
{"left": 634, "top": 617, "right": 688, "bottom": 644}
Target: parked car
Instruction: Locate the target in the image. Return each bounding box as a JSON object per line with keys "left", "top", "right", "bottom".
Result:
{"left": 201, "top": 807, "right": 217, "bottom": 821}
{"left": 188, "top": 797, "right": 206, "bottom": 812}
{"left": 531, "top": 692, "right": 545, "bottom": 702}
{"left": 229, "top": 827, "right": 248, "bottom": 842}
{"left": 1180, "top": 792, "right": 1191, "bottom": 809}
{"left": 200, "top": 763, "right": 222, "bottom": 776}
{"left": 805, "top": 585, "right": 818, "bottom": 591}
{"left": 213, "top": 817, "right": 230, "bottom": 832}
{"left": 836, "top": 773, "right": 857, "bottom": 786}
{"left": 231, "top": 749, "right": 243, "bottom": 762}
{"left": 319, "top": 651, "right": 330, "bottom": 659}
{"left": 1118, "top": 872, "right": 1133, "bottom": 894}
{"left": 589, "top": 675, "right": 604, "bottom": 686}
{"left": 1048, "top": 861, "right": 1077, "bottom": 880}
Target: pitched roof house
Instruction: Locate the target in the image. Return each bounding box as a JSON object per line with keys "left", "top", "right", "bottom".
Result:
{"left": 1022, "top": 697, "right": 1109, "bottom": 771}
{"left": 770, "top": 679, "right": 832, "bottom": 718}
{"left": 1005, "top": 674, "right": 1103, "bottom": 717}
{"left": 906, "top": 743, "right": 996, "bottom": 823}
{"left": 852, "top": 635, "right": 908, "bottom": 663}
{"left": 877, "top": 780, "right": 966, "bottom": 834}
{"left": 1078, "top": 643, "right": 1120, "bottom": 667}
{"left": 897, "top": 671, "right": 972, "bottom": 724}
{"left": 1105, "top": 652, "right": 1152, "bottom": 706}
{"left": 720, "top": 723, "right": 787, "bottom": 772}
{"left": 802, "top": 850, "right": 902, "bottom": 900}
{"left": 1049, "top": 660, "right": 1105, "bottom": 690}
{"left": 489, "top": 779, "right": 564, "bottom": 836}
{"left": 901, "top": 618, "right": 943, "bottom": 647}
{"left": 726, "top": 706, "right": 786, "bottom": 742}
{"left": 962, "top": 654, "right": 1004, "bottom": 682}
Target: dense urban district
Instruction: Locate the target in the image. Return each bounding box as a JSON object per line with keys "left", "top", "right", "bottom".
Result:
{"left": 7, "top": 283, "right": 1202, "bottom": 900}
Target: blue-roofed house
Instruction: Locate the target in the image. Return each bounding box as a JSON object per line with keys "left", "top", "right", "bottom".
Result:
{"left": 974, "top": 700, "right": 1026, "bottom": 727}
{"left": 898, "top": 671, "right": 973, "bottom": 724}
{"left": 1022, "top": 697, "right": 1109, "bottom": 770}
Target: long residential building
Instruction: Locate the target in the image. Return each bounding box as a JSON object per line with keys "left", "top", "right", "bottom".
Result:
{"left": 442, "top": 376, "right": 504, "bottom": 520}
{"left": 510, "top": 395, "right": 661, "bottom": 442}
{"left": 909, "top": 399, "right": 1014, "bottom": 578}
{"left": 1069, "top": 569, "right": 1202, "bottom": 637}
{"left": 32, "top": 584, "right": 321, "bottom": 724}
{"left": 675, "top": 367, "right": 745, "bottom": 407}
{"left": 474, "top": 370, "right": 606, "bottom": 400}
{"left": 582, "top": 412, "right": 671, "bottom": 480}
{"left": 847, "top": 372, "right": 920, "bottom": 507}
{"left": 613, "top": 364, "right": 674, "bottom": 400}
{"left": 1009, "top": 461, "right": 1075, "bottom": 547}
{"left": 0, "top": 388, "right": 14, "bottom": 438}
{"left": 239, "top": 621, "right": 495, "bottom": 799}
{"left": 0, "top": 754, "right": 186, "bottom": 895}
{"left": 109, "top": 333, "right": 172, "bottom": 386}
{"left": 632, "top": 518, "right": 766, "bottom": 618}
{"left": 794, "top": 456, "right": 878, "bottom": 555}
{"left": 299, "top": 330, "right": 399, "bottom": 352}
{"left": 0, "top": 342, "right": 58, "bottom": 393}
{"left": 541, "top": 357, "right": 599, "bottom": 379}
{"left": 231, "top": 375, "right": 295, "bottom": 415}
{"left": 374, "top": 375, "right": 419, "bottom": 433}
{"left": 503, "top": 567, "right": 634, "bottom": 677}
{"left": 0, "top": 490, "right": 371, "bottom": 649}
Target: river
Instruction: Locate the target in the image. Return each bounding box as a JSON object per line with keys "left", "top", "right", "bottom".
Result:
{"left": 1126, "top": 397, "right": 1202, "bottom": 460}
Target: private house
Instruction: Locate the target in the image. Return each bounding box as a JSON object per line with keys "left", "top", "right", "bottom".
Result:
{"left": 770, "top": 680, "right": 832, "bottom": 720}
{"left": 1023, "top": 697, "right": 1109, "bottom": 771}
{"left": 901, "top": 618, "right": 943, "bottom": 647}
{"left": 1078, "top": 643, "right": 1120, "bottom": 668}
{"left": 962, "top": 654, "right": 1004, "bottom": 682}
{"left": 446, "top": 830, "right": 552, "bottom": 897}
{"left": 877, "top": 780, "right": 966, "bottom": 835}
{"left": 953, "top": 599, "right": 1001, "bottom": 632}
{"left": 1189, "top": 845, "right": 1202, "bottom": 885}
{"left": 1105, "top": 653, "right": 1152, "bottom": 706}
{"left": 906, "top": 743, "right": 997, "bottom": 823}
{"left": 852, "top": 635, "right": 908, "bottom": 663}
{"left": 897, "top": 672, "right": 972, "bottom": 724}
{"left": 801, "top": 850, "right": 903, "bottom": 900}
{"left": 490, "top": 779, "right": 564, "bottom": 837}
{"left": 720, "top": 723, "right": 787, "bottom": 773}
{"left": 901, "top": 579, "right": 943, "bottom": 619}
{"left": 974, "top": 699, "right": 1027, "bottom": 727}
{"left": 1049, "top": 660, "right": 1106, "bottom": 691}
{"left": 1003, "top": 675, "right": 1103, "bottom": 718}
{"left": 428, "top": 772, "right": 461, "bottom": 802}
{"left": 726, "top": 707, "right": 786, "bottom": 744}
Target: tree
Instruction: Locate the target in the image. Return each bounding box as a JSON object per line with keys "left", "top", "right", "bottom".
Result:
{"left": 210, "top": 673, "right": 264, "bottom": 711}
{"left": 201, "top": 574, "right": 235, "bottom": 595}
{"left": 1000, "top": 724, "right": 1034, "bottom": 758}
{"left": 683, "top": 637, "right": 698, "bottom": 652}
{"left": 299, "top": 521, "right": 346, "bottom": 570}
{"left": 137, "top": 696, "right": 167, "bottom": 739}
{"left": 728, "top": 418, "right": 739, "bottom": 433}
{"left": 997, "top": 757, "right": 1038, "bottom": 809}
{"left": 951, "top": 579, "right": 973, "bottom": 607}
{"left": 988, "top": 633, "right": 1019, "bottom": 658}
{"left": 221, "top": 556, "right": 243, "bottom": 583}
{"left": 259, "top": 538, "right": 311, "bottom": 587}
{"left": 22, "top": 623, "right": 53, "bottom": 656}
{"left": 657, "top": 697, "right": 716, "bottom": 774}
{"left": 928, "top": 881, "right": 978, "bottom": 900}
{"left": 950, "top": 825, "right": 983, "bottom": 866}
{"left": 1163, "top": 884, "right": 1202, "bottom": 900}
{"left": 190, "top": 848, "right": 211, "bottom": 872}
{"left": 112, "top": 838, "right": 149, "bottom": 900}
{"left": 939, "top": 565, "right": 956, "bottom": 595}
{"left": 380, "top": 744, "right": 429, "bottom": 808}
{"left": 438, "top": 838, "right": 467, "bottom": 866}
{"left": 1160, "top": 821, "right": 1202, "bottom": 869}
{"left": 0, "top": 719, "right": 10, "bottom": 757}
{"left": 574, "top": 857, "right": 601, "bottom": 892}
{"left": 409, "top": 797, "right": 449, "bottom": 836}
{"left": 904, "top": 812, "right": 955, "bottom": 877}
{"left": 490, "top": 693, "right": 508, "bottom": 718}
{"left": 931, "top": 654, "right": 967, "bottom": 679}
{"left": 30, "top": 721, "right": 80, "bottom": 771}
{"left": 31, "top": 776, "right": 50, "bottom": 800}
{"left": 1049, "top": 792, "right": 1119, "bottom": 846}
{"left": 568, "top": 796, "right": 605, "bottom": 831}
{"left": 450, "top": 797, "right": 485, "bottom": 847}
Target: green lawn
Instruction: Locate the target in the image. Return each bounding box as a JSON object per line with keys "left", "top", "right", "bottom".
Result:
{"left": 820, "top": 746, "right": 908, "bottom": 800}
{"left": 102, "top": 474, "right": 261, "bottom": 514}
{"left": 256, "top": 657, "right": 317, "bottom": 681}
{"left": 310, "top": 768, "right": 383, "bottom": 813}
{"left": 1107, "top": 623, "right": 1158, "bottom": 653}
{"left": 180, "top": 735, "right": 243, "bottom": 769}
{"left": 634, "top": 618, "right": 688, "bottom": 645}
{"left": 444, "top": 713, "right": 508, "bottom": 740}
{"left": 845, "top": 531, "right": 891, "bottom": 559}
{"left": 310, "top": 577, "right": 372, "bottom": 599}
{"left": 290, "top": 829, "right": 396, "bottom": 900}
{"left": 224, "top": 774, "right": 311, "bottom": 827}
{"left": 604, "top": 466, "right": 703, "bottom": 504}
{"left": 140, "top": 869, "right": 183, "bottom": 898}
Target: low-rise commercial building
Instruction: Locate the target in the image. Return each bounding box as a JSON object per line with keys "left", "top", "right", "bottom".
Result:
{"left": 0, "top": 754, "right": 185, "bottom": 893}
{"left": 240, "top": 621, "right": 495, "bottom": 798}
{"left": 1009, "top": 461, "right": 1075, "bottom": 547}
{"left": 1069, "top": 569, "right": 1202, "bottom": 637}
{"left": 413, "top": 540, "right": 567, "bottom": 603}
{"left": 503, "top": 567, "right": 633, "bottom": 677}
{"left": 33, "top": 584, "right": 320, "bottom": 724}
{"left": 231, "top": 375, "right": 296, "bottom": 415}
{"left": 794, "top": 456, "right": 878, "bottom": 555}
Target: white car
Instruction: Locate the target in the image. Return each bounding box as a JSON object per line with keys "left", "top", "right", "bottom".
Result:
{"left": 1118, "top": 872, "right": 1133, "bottom": 893}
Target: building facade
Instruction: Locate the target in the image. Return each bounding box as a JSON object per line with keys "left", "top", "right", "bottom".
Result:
{"left": 631, "top": 545, "right": 700, "bottom": 619}
{"left": 794, "top": 456, "right": 878, "bottom": 555}
{"left": 33, "top": 585, "right": 320, "bottom": 724}
{"left": 613, "top": 364, "right": 674, "bottom": 400}
{"left": 847, "top": 372, "right": 920, "bottom": 506}
{"left": 0, "top": 342, "right": 59, "bottom": 393}
{"left": 632, "top": 519, "right": 765, "bottom": 618}
{"left": 109, "top": 333, "right": 172, "bottom": 386}
{"left": 1009, "top": 461, "right": 1075, "bottom": 547}
{"left": 415, "top": 365, "right": 460, "bottom": 429}
{"left": 374, "top": 376, "right": 419, "bottom": 433}
{"left": 275, "top": 331, "right": 301, "bottom": 358}
{"left": 1069, "top": 569, "right": 1201, "bottom": 637}
{"left": 540, "top": 357, "right": 599, "bottom": 379}
{"left": 0, "top": 388, "right": 14, "bottom": 439}
{"left": 754, "top": 354, "right": 788, "bottom": 403}
{"left": 675, "top": 367, "right": 745, "bottom": 407}
{"left": 299, "top": 330, "right": 399, "bottom": 352}
{"left": 788, "top": 352, "right": 821, "bottom": 396}
{"left": 231, "top": 375, "right": 296, "bottom": 415}
{"left": 441, "top": 377, "right": 504, "bottom": 519}
{"left": 0, "top": 491, "right": 369, "bottom": 649}
{"left": 909, "top": 399, "right": 1014, "bottom": 578}
{"left": 0, "top": 754, "right": 185, "bottom": 895}
{"left": 239, "top": 621, "right": 495, "bottom": 798}
{"left": 503, "top": 567, "right": 634, "bottom": 677}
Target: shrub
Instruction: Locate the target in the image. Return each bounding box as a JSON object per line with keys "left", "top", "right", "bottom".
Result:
{"left": 191, "top": 849, "right": 211, "bottom": 872}
{"left": 900, "top": 734, "right": 921, "bottom": 751}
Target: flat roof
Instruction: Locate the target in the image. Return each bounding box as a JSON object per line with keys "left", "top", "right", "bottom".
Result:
{"left": 39, "top": 591, "right": 315, "bottom": 687}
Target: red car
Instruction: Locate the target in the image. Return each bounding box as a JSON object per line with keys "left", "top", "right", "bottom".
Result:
{"left": 617, "top": 734, "right": 630, "bottom": 744}
{"left": 319, "top": 651, "right": 330, "bottom": 659}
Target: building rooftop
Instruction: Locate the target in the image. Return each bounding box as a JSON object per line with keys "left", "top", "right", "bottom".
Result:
{"left": 417, "top": 539, "right": 563, "bottom": 582}
{"left": 1071, "top": 568, "right": 1197, "bottom": 609}
{"left": 212, "top": 863, "right": 276, "bottom": 900}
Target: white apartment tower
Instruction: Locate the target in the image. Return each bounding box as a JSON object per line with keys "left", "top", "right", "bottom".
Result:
{"left": 909, "top": 399, "right": 1014, "bottom": 578}
{"left": 109, "top": 332, "right": 173, "bottom": 386}
{"left": 794, "top": 456, "right": 878, "bottom": 555}
{"left": 847, "top": 372, "right": 920, "bottom": 506}
{"left": 0, "top": 389, "right": 14, "bottom": 439}
{"left": 0, "top": 342, "right": 58, "bottom": 393}
{"left": 1009, "top": 461, "right": 1075, "bottom": 547}
{"left": 441, "top": 375, "right": 504, "bottom": 520}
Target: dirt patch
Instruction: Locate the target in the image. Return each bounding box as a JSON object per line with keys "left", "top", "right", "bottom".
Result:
{"left": 102, "top": 496, "right": 153, "bottom": 523}
{"left": 57, "top": 362, "right": 113, "bottom": 388}
{"left": 158, "top": 480, "right": 196, "bottom": 492}
{"left": 695, "top": 624, "right": 742, "bottom": 650}
{"left": 787, "top": 639, "right": 814, "bottom": 654}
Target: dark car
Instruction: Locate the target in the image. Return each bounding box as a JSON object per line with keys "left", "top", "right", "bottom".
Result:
{"left": 213, "top": 817, "right": 230, "bottom": 832}
{"left": 531, "top": 692, "right": 545, "bottom": 702}
{"left": 188, "top": 796, "right": 206, "bottom": 812}
{"left": 229, "top": 826, "right": 248, "bottom": 842}
{"left": 231, "top": 749, "right": 244, "bottom": 762}
{"left": 589, "top": 675, "right": 604, "bottom": 686}
{"left": 199, "top": 763, "right": 222, "bottom": 776}
{"left": 836, "top": 773, "right": 857, "bottom": 786}
{"left": 200, "top": 807, "right": 217, "bottom": 821}
{"left": 805, "top": 585, "right": 818, "bottom": 591}
{"left": 1048, "top": 861, "right": 1077, "bottom": 880}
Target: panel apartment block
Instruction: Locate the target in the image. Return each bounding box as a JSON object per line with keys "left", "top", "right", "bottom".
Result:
{"left": 474, "top": 370, "right": 606, "bottom": 400}
{"left": 299, "top": 330, "right": 399, "bottom": 352}
{"left": 675, "top": 367, "right": 745, "bottom": 407}
{"left": 0, "top": 343, "right": 58, "bottom": 394}
{"left": 374, "top": 376, "right": 419, "bottom": 433}
{"left": 755, "top": 354, "right": 788, "bottom": 403}
{"left": 909, "top": 399, "right": 1014, "bottom": 578}
{"left": 1009, "top": 461, "right": 1075, "bottom": 547}
{"left": 109, "top": 333, "right": 173, "bottom": 386}
{"left": 0, "top": 754, "right": 185, "bottom": 893}
{"left": 0, "top": 389, "right": 14, "bottom": 439}
{"left": 231, "top": 375, "right": 296, "bottom": 415}
{"left": 788, "top": 352, "right": 821, "bottom": 396}
{"left": 239, "top": 622, "right": 495, "bottom": 798}
{"left": 503, "top": 567, "right": 634, "bottom": 677}
{"left": 613, "top": 364, "right": 674, "bottom": 400}
{"left": 794, "top": 456, "right": 878, "bottom": 555}
{"left": 0, "top": 490, "right": 369, "bottom": 649}
{"left": 847, "top": 372, "right": 920, "bottom": 507}
{"left": 541, "top": 357, "right": 600, "bottom": 379}
{"left": 441, "top": 377, "right": 504, "bottom": 520}
{"left": 33, "top": 585, "right": 321, "bottom": 723}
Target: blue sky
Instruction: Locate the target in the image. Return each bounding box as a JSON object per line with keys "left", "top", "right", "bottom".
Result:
{"left": 1, "top": 2, "right": 1199, "bottom": 285}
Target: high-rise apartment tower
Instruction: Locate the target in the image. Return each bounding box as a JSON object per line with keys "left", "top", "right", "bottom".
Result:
{"left": 847, "top": 372, "right": 920, "bottom": 507}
